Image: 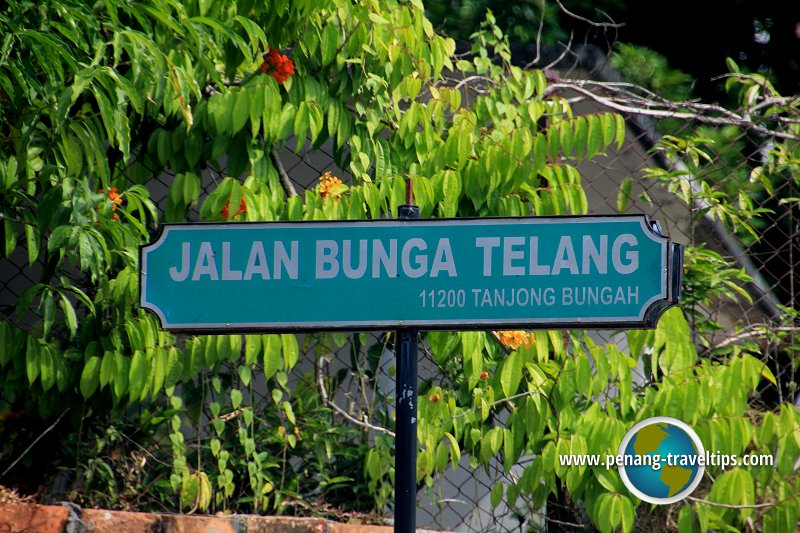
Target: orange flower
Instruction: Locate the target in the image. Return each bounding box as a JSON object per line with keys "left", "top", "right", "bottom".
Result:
{"left": 98, "top": 187, "right": 123, "bottom": 221}
{"left": 317, "top": 171, "right": 344, "bottom": 200}
{"left": 497, "top": 331, "right": 534, "bottom": 350}
{"left": 221, "top": 196, "right": 247, "bottom": 219}
{"left": 99, "top": 187, "right": 123, "bottom": 210}
{"left": 260, "top": 49, "right": 295, "bottom": 85}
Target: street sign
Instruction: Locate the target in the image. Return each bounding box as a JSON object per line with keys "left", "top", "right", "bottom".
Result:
{"left": 139, "top": 215, "right": 682, "bottom": 331}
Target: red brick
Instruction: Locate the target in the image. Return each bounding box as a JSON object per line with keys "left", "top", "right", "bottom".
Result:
{"left": 0, "top": 502, "right": 453, "bottom": 533}
{"left": 0, "top": 502, "right": 68, "bottom": 533}
{"left": 243, "top": 515, "right": 329, "bottom": 532}
{"left": 161, "top": 514, "right": 241, "bottom": 533}
{"left": 82, "top": 508, "right": 162, "bottom": 533}
{"left": 330, "top": 524, "right": 394, "bottom": 533}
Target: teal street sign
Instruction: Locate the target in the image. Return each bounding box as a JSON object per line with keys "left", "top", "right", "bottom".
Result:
{"left": 139, "top": 215, "right": 682, "bottom": 331}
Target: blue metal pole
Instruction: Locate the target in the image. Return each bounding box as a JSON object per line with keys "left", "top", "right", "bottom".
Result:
{"left": 395, "top": 201, "right": 419, "bottom": 533}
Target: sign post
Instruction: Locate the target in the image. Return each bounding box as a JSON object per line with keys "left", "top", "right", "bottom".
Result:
{"left": 395, "top": 201, "right": 420, "bottom": 533}
{"left": 140, "top": 212, "right": 683, "bottom": 533}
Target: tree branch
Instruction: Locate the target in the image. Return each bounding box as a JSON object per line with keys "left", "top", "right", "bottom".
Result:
{"left": 0, "top": 214, "right": 38, "bottom": 227}
{"left": 270, "top": 146, "right": 298, "bottom": 198}
{"left": 554, "top": 0, "right": 624, "bottom": 28}
{"left": 687, "top": 496, "right": 776, "bottom": 509}
{"left": 316, "top": 356, "right": 395, "bottom": 437}
{"left": 544, "top": 81, "right": 800, "bottom": 141}
{"left": 2, "top": 408, "right": 69, "bottom": 477}
{"left": 704, "top": 325, "right": 800, "bottom": 353}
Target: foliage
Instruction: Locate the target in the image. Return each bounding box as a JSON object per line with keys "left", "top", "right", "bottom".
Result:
{"left": 425, "top": 0, "right": 624, "bottom": 45}
{"left": 0, "top": 0, "right": 799, "bottom": 531}
{"left": 644, "top": 134, "right": 773, "bottom": 243}
{"left": 610, "top": 43, "right": 693, "bottom": 102}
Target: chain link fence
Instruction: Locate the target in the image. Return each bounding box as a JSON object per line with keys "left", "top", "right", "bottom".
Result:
{"left": 1, "top": 51, "right": 798, "bottom": 532}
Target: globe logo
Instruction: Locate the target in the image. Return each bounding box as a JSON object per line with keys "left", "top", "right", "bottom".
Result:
{"left": 617, "top": 416, "right": 705, "bottom": 504}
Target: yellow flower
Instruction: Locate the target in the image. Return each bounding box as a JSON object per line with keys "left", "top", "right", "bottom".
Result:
{"left": 497, "top": 330, "right": 533, "bottom": 350}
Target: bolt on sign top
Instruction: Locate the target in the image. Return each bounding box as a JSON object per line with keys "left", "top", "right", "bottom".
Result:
{"left": 139, "top": 215, "right": 683, "bottom": 332}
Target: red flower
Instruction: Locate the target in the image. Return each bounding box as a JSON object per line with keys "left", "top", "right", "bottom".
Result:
{"left": 260, "top": 49, "right": 295, "bottom": 85}
{"left": 221, "top": 196, "right": 247, "bottom": 219}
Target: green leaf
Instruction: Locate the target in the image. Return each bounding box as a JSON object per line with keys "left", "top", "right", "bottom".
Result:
{"left": 308, "top": 103, "right": 324, "bottom": 145}
{"left": 365, "top": 449, "right": 381, "bottom": 480}
{"left": 627, "top": 330, "right": 652, "bottom": 359}
{"left": 677, "top": 505, "right": 696, "bottom": 533}
{"left": 232, "top": 89, "right": 250, "bottom": 134}
{"left": 327, "top": 101, "right": 341, "bottom": 140}
{"left": 182, "top": 172, "right": 201, "bottom": 205}
{"left": 249, "top": 85, "right": 265, "bottom": 137}
{"left": 150, "top": 348, "right": 167, "bottom": 398}
{"left": 80, "top": 356, "right": 102, "bottom": 399}
{"left": 763, "top": 502, "right": 800, "bottom": 533}
{"left": 444, "top": 432, "right": 461, "bottom": 470}
{"left": 294, "top": 102, "right": 309, "bottom": 149}
{"left": 129, "top": 350, "right": 149, "bottom": 402}
{"left": 237, "top": 365, "right": 252, "bottom": 386}
{"left": 602, "top": 113, "right": 616, "bottom": 149}
{"left": 575, "top": 353, "right": 591, "bottom": 393}
{"left": 614, "top": 494, "right": 635, "bottom": 533}
{"left": 500, "top": 350, "right": 523, "bottom": 398}
{"left": 232, "top": 15, "right": 266, "bottom": 54}
{"left": 188, "top": 16, "right": 250, "bottom": 58}
{"left": 156, "top": 129, "right": 172, "bottom": 166}
{"left": 490, "top": 482, "right": 504, "bottom": 509}
{"left": 363, "top": 183, "right": 381, "bottom": 219}
{"left": 209, "top": 93, "right": 231, "bottom": 134}
{"left": 617, "top": 176, "right": 634, "bottom": 213}
{"left": 58, "top": 294, "right": 78, "bottom": 338}
{"left": 165, "top": 347, "right": 183, "bottom": 389}
{"left": 283, "top": 401, "right": 296, "bottom": 425}
{"left": 100, "top": 350, "right": 115, "bottom": 388}
{"left": 441, "top": 170, "right": 461, "bottom": 218}
{"left": 594, "top": 469, "right": 624, "bottom": 493}
{"left": 39, "top": 345, "right": 55, "bottom": 391}
{"left": 26, "top": 336, "right": 40, "bottom": 385}
{"left": 587, "top": 115, "right": 602, "bottom": 157}
{"left": 482, "top": 426, "right": 503, "bottom": 457}
{"left": 655, "top": 307, "right": 697, "bottom": 375}
{"left": 615, "top": 114, "right": 626, "bottom": 150}
{"left": 281, "top": 334, "right": 299, "bottom": 370}
{"left": 368, "top": 13, "right": 389, "bottom": 24}
{"left": 321, "top": 22, "right": 339, "bottom": 67}
{"left": 41, "top": 290, "right": 55, "bottom": 338}
{"left": 245, "top": 335, "right": 261, "bottom": 366}
{"left": 25, "top": 224, "right": 39, "bottom": 267}
{"left": 230, "top": 389, "right": 242, "bottom": 410}
{"left": 113, "top": 352, "right": 130, "bottom": 399}
{"left": 263, "top": 334, "right": 282, "bottom": 380}
{"left": 461, "top": 331, "right": 483, "bottom": 388}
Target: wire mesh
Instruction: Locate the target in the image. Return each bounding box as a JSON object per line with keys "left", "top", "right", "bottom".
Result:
{"left": 1, "top": 94, "right": 798, "bottom": 532}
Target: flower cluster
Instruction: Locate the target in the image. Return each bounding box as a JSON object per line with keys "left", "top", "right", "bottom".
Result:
{"left": 221, "top": 196, "right": 247, "bottom": 219}
{"left": 260, "top": 49, "right": 295, "bottom": 85}
{"left": 317, "top": 171, "right": 345, "bottom": 200}
{"left": 497, "top": 330, "right": 534, "bottom": 350}
{"left": 99, "top": 187, "right": 123, "bottom": 221}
